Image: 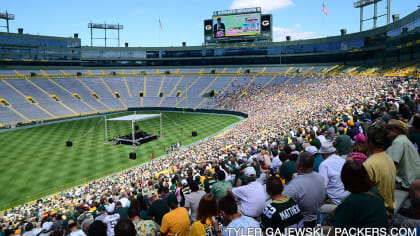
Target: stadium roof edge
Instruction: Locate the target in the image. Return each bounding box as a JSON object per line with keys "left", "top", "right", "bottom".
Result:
{"left": 80, "top": 8, "right": 420, "bottom": 50}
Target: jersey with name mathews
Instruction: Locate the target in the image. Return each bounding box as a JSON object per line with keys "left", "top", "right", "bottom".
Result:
{"left": 261, "top": 196, "right": 304, "bottom": 232}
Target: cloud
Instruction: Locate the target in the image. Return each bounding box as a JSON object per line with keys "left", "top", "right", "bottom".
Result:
{"left": 230, "top": 0, "right": 293, "bottom": 12}
{"left": 272, "top": 26, "right": 319, "bottom": 42}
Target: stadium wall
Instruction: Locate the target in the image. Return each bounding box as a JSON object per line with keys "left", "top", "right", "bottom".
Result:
{"left": 127, "top": 107, "right": 248, "bottom": 119}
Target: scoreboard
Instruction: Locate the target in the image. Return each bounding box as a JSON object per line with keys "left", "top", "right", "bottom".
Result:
{"left": 204, "top": 8, "right": 272, "bottom": 44}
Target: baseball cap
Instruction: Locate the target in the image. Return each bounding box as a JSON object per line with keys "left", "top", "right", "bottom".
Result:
{"left": 244, "top": 167, "right": 256, "bottom": 177}
{"left": 68, "top": 220, "right": 77, "bottom": 228}
{"left": 305, "top": 146, "right": 318, "bottom": 155}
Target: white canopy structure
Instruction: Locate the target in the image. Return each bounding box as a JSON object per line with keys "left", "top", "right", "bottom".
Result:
{"left": 107, "top": 114, "right": 161, "bottom": 122}
{"left": 104, "top": 113, "right": 162, "bottom": 148}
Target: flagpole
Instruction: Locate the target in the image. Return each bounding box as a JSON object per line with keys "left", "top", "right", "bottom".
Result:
{"left": 158, "top": 18, "right": 163, "bottom": 47}
{"left": 322, "top": 1, "right": 325, "bottom": 37}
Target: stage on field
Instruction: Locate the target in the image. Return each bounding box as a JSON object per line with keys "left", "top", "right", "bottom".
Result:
{"left": 105, "top": 113, "right": 162, "bottom": 148}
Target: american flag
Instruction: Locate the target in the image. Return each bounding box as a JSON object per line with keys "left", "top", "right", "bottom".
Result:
{"left": 159, "top": 18, "right": 163, "bottom": 31}
{"left": 323, "top": 4, "right": 328, "bottom": 16}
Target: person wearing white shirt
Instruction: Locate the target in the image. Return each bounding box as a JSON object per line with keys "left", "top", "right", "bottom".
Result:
{"left": 318, "top": 144, "right": 349, "bottom": 205}
{"left": 271, "top": 150, "right": 282, "bottom": 174}
{"left": 232, "top": 167, "right": 266, "bottom": 218}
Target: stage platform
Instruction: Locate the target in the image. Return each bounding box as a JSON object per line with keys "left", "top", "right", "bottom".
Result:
{"left": 112, "top": 131, "right": 158, "bottom": 146}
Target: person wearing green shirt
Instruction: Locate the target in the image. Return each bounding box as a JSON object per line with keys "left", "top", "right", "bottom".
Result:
{"left": 387, "top": 119, "right": 420, "bottom": 189}
{"left": 334, "top": 127, "right": 352, "bottom": 157}
{"left": 210, "top": 171, "right": 232, "bottom": 203}
{"left": 148, "top": 193, "right": 170, "bottom": 226}
{"left": 233, "top": 165, "right": 249, "bottom": 187}
{"left": 334, "top": 160, "right": 388, "bottom": 228}
{"left": 203, "top": 171, "right": 216, "bottom": 193}
{"left": 279, "top": 148, "right": 297, "bottom": 184}
{"left": 261, "top": 176, "right": 303, "bottom": 232}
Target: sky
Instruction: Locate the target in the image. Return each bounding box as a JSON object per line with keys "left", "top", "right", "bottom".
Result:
{"left": 1, "top": 0, "right": 418, "bottom": 47}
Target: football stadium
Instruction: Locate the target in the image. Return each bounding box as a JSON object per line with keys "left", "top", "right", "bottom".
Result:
{"left": 0, "top": 0, "right": 420, "bottom": 235}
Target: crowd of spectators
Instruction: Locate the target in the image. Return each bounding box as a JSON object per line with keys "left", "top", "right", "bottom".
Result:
{"left": 1, "top": 73, "right": 420, "bottom": 235}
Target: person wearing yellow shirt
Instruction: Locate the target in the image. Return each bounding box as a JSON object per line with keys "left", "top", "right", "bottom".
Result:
{"left": 160, "top": 194, "right": 190, "bottom": 236}
{"left": 190, "top": 194, "right": 221, "bottom": 236}
{"left": 363, "top": 126, "right": 396, "bottom": 214}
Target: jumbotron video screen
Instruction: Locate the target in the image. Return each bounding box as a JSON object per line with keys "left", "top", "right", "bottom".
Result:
{"left": 213, "top": 12, "right": 261, "bottom": 38}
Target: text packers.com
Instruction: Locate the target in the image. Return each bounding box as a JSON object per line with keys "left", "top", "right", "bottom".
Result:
{"left": 224, "top": 227, "right": 419, "bottom": 236}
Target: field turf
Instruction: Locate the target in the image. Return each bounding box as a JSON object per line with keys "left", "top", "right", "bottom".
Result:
{"left": 0, "top": 111, "right": 240, "bottom": 210}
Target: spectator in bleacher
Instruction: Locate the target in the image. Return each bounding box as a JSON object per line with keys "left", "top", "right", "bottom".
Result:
{"left": 270, "top": 149, "right": 282, "bottom": 174}
{"left": 218, "top": 194, "right": 261, "bottom": 236}
{"left": 347, "top": 133, "right": 368, "bottom": 163}
{"left": 211, "top": 171, "right": 232, "bottom": 203}
{"left": 68, "top": 220, "right": 85, "bottom": 236}
{"left": 114, "top": 202, "right": 128, "bottom": 219}
{"left": 184, "top": 181, "right": 206, "bottom": 223}
{"left": 387, "top": 119, "right": 420, "bottom": 190}
{"left": 160, "top": 194, "right": 190, "bottom": 236}
{"left": 283, "top": 152, "right": 325, "bottom": 227}
{"left": 347, "top": 120, "right": 360, "bottom": 140}
{"left": 334, "top": 160, "right": 388, "bottom": 228}
{"left": 304, "top": 146, "right": 322, "bottom": 172}
{"left": 190, "top": 194, "right": 220, "bottom": 236}
{"left": 279, "top": 146, "right": 297, "bottom": 184}
{"left": 114, "top": 218, "right": 136, "bottom": 236}
{"left": 127, "top": 207, "right": 159, "bottom": 236}
{"left": 77, "top": 206, "right": 93, "bottom": 228}
{"left": 363, "top": 126, "right": 396, "bottom": 214}
{"left": 318, "top": 143, "right": 349, "bottom": 205}
{"left": 148, "top": 192, "right": 169, "bottom": 226}
{"left": 261, "top": 176, "right": 303, "bottom": 233}
{"left": 334, "top": 127, "right": 352, "bottom": 158}
{"left": 231, "top": 167, "right": 266, "bottom": 218}
{"left": 393, "top": 179, "right": 420, "bottom": 228}
{"left": 103, "top": 209, "right": 120, "bottom": 236}
{"left": 87, "top": 221, "right": 107, "bottom": 236}
{"left": 408, "top": 114, "right": 420, "bottom": 155}
{"left": 203, "top": 171, "right": 216, "bottom": 193}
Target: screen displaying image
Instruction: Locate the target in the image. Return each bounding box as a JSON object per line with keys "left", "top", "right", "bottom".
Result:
{"left": 213, "top": 13, "right": 261, "bottom": 38}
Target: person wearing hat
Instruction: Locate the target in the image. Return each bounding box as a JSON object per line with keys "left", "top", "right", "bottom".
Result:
{"left": 347, "top": 120, "right": 360, "bottom": 140}
{"left": 148, "top": 192, "right": 169, "bottom": 226}
{"left": 318, "top": 142, "right": 349, "bottom": 205}
{"left": 305, "top": 146, "right": 323, "bottom": 172}
{"left": 67, "top": 220, "right": 85, "bottom": 236}
{"left": 231, "top": 167, "right": 266, "bottom": 218}
{"left": 363, "top": 126, "right": 396, "bottom": 214}
{"left": 160, "top": 194, "right": 190, "bottom": 236}
{"left": 334, "top": 127, "right": 352, "bottom": 158}
{"left": 203, "top": 171, "right": 216, "bottom": 193}
{"left": 387, "top": 119, "right": 420, "bottom": 190}
{"left": 94, "top": 205, "right": 107, "bottom": 222}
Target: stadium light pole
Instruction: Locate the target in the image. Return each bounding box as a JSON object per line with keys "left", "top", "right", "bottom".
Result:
{"left": 88, "top": 22, "right": 123, "bottom": 47}
{"left": 354, "top": 0, "right": 390, "bottom": 31}
{"left": 0, "top": 11, "right": 15, "bottom": 33}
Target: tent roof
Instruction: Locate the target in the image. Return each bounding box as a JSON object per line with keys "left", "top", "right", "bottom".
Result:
{"left": 107, "top": 114, "right": 160, "bottom": 122}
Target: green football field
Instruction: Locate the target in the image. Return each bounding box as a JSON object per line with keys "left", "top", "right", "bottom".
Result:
{"left": 0, "top": 111, "right": 241, "bottom": 210}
